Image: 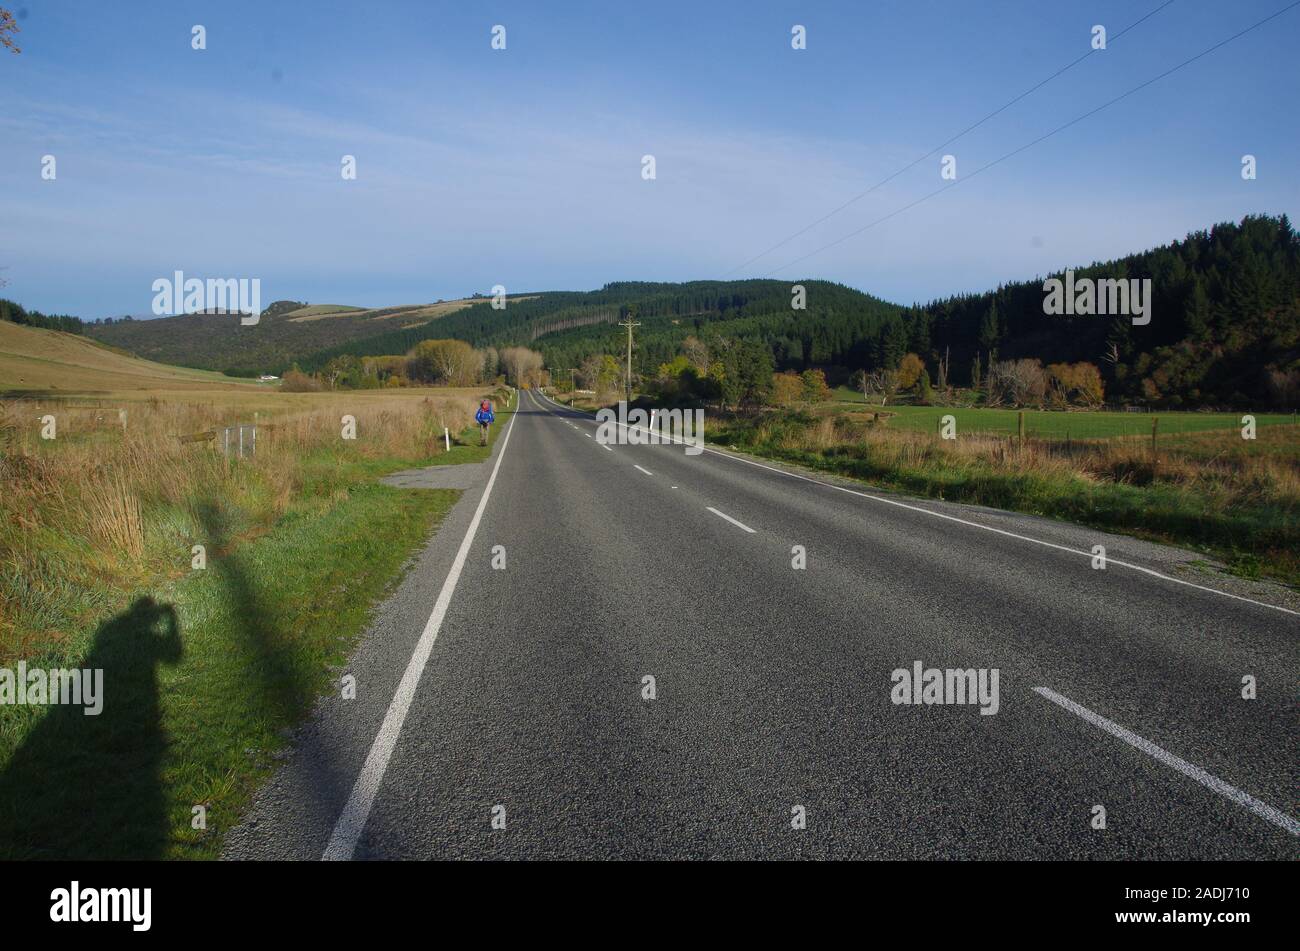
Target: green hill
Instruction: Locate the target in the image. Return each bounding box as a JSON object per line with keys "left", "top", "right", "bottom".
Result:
{"left": 82, "top": 298, "right": 483, "bottom": 376}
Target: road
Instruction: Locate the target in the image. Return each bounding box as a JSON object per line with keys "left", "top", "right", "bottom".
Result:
{"left": 225, "top": 389, "right": 1298, "bottom": 860}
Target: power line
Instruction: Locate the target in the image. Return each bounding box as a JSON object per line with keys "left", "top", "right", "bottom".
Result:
{"left": 767, "top": 0, "right": 1300, "bottom": 277}
{"left": 721, "top": 0, "right": 1178, "bottom": 277}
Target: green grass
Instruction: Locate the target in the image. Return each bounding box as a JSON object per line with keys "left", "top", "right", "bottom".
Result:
{"left": 716, "top": 409, "right": 1300, "bottom": 588}
{"left": 0, "top": 398, "right": 514, "bottom": 859}
{"left": 826, "top": 388, "right": 1296, "bottom": 440}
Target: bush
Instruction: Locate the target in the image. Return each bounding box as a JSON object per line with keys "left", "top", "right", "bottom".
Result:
{"left": 280, "top": 369, "right": 325, "bottom": 392}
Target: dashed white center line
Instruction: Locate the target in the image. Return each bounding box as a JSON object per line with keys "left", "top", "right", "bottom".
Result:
{"left": 530, "top": 388, "right": 1296, "bottom": 618}
{"left": 585, "top": 433, "right": 593, "bottom": 438}
{"left": 706, "top": 506, "right": 756, "bottom": 534}
{"left": 1033, "top": 686, "right": 1300, "bottom": 837}
{"left": 601, "top": 444, "right": 613, "bottom": 452}
{"left": 633, "top": 465, "right": 653, "bottom": 476}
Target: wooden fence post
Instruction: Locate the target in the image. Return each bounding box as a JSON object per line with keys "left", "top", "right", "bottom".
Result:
{"left": 1151, "top": 416, "right": 1159, "bottom": 480}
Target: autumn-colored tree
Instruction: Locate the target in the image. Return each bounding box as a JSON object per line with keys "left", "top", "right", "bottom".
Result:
{"left": 499, "top": 346, "right": 545, "bottom": 388}
{"left": 280, "top": 368, "right": 325, "bottom": 392}
{"left": 1072, "top": 362, "right": 1105, "bottom": 407}
{"left": 1046, "top": 361, "right": 1105, "bottom": 407}
{"left": 771, "top": 371, "right": 803, "bottom": 407}
{"left": 407, "top": 339, "right": 482, "bottom": 385}
{"left": 897, "top": 353, "right": 926, "bottom": 392}
{"left": 800, "top": 368, "right": 832, "bottom": 403}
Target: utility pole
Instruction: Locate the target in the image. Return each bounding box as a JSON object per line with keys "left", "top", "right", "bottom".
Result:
{"left": 618, "top": 308, "right": 640, "bottom": 404}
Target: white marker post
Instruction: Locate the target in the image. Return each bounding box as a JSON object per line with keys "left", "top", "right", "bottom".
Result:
{"left": 444, "top": 427, "right": 450, "bottom": 452}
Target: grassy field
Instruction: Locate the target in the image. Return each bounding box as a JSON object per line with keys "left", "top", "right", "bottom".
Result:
{"left": 716, "top": 408, "right": 1299, "bottom": 587}
{"left": 0, "top": 320, "right": 265, "bottom": 395}
{"left": 0, "top": 378, "right": 514, "bottom": 858}
{"left": 827, "top": 386, "right": 1297, "bottom": 439}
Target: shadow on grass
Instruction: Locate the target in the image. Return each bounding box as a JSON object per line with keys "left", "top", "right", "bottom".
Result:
{"left": 0, "top": 596, "right": 182, "bottom": 859}
{"left": 191, "top": 500, "right": 361, "bottom": 858}
{"left": 194, "top": 501, "right": 315, "bottom": 725}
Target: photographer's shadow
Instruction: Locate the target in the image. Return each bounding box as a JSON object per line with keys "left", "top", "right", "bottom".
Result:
{"left": 0, "top": 596, "right": 182, "bottom": 859}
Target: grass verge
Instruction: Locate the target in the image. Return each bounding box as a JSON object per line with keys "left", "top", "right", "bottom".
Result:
{"left": 715, "top": 409, "right": 1299, "bottom": 588}
{"left": 0, "top": 389, "right": 514, "bottom": 858}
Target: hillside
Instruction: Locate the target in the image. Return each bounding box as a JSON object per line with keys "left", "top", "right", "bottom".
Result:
{"left": 250, "top": 218, "right": 1300, "bottom": 409}
{"left": 913, "top": 214, "right": 1300, "bottom": 407}
{"left": 83, "top": 297, "right": 485, "bottom": 376}
{"left": 304, "top": 280, "right": 904, "bottom": 375}
{"left": 63, "top": 214, "right": 1300, "bottom": 407}
{"left": 0, "top": 320, "right": 262, "bottom": 395}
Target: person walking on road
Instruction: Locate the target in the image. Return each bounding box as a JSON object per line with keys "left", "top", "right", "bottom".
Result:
{"left": 475, "top": 398, "right": 495, "bottom": 446}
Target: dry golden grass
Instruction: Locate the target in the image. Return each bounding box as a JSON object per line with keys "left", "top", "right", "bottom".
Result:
{"left": 760, "top": 412, "right": 1300, "bottom": 505}
{"left": 0, "top": 321, "right": 262, "bottom": 394}
{"left": 281, "top": 304, "right": 365, "bottom": 320}
{"left": 735, "top": 409, "right": 1300, "bottom": 583}
{"left": 285, "top": 297, "right": 540, "bottom": 324}
{"left": 0, "top": 387, "right": 492, "bottom": 655}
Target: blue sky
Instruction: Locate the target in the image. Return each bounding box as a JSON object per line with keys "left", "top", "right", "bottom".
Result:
{"left": 2, "top": 0, "right": 1297, "bottom": 318}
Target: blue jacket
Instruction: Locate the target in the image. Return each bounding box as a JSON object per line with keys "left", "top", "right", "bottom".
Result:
{"left": 475, "top": 405, "right": 495, "bottom": 425}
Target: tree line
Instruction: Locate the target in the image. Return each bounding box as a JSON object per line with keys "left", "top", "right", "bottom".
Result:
{"left": 0, "top": 298, "right": 87, "bottom": 335}
{"left": 537, "top": 215, "right": 1297, "bottom": 410}
{"left": 283, "top": 341, "right": 545, "bottom": 391}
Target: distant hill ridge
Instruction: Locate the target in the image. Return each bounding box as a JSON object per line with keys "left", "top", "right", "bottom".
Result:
{"left": 9, "top": 214, "right": 1297, "bottom": 405}
{"left": 80, "top": 297, "right": 484, "bottom": 377}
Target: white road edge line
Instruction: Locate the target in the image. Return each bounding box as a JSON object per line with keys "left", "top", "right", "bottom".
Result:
{"left": 634, "top": 464, "right": 654, "bottom": 476}
{"left": 1034, "top": 686, "right": 1299, "bottom": 837}
{"left": 529, "top": 389, "right": 1296, "bottom": 618}
{"left": 322, "top": 407, "right": 520, "bottom": 861}
{"left": 707, "top": 506, "right": 756, "bottom": 534}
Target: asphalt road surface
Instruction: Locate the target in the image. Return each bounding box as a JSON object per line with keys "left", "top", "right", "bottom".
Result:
{"left": 225, "top": 389, "right": 1299, "bottom": 860}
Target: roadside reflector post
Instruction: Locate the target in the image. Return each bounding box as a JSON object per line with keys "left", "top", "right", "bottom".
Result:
{"left": 445, "top": 427, "right": 450, "bottom": 452}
